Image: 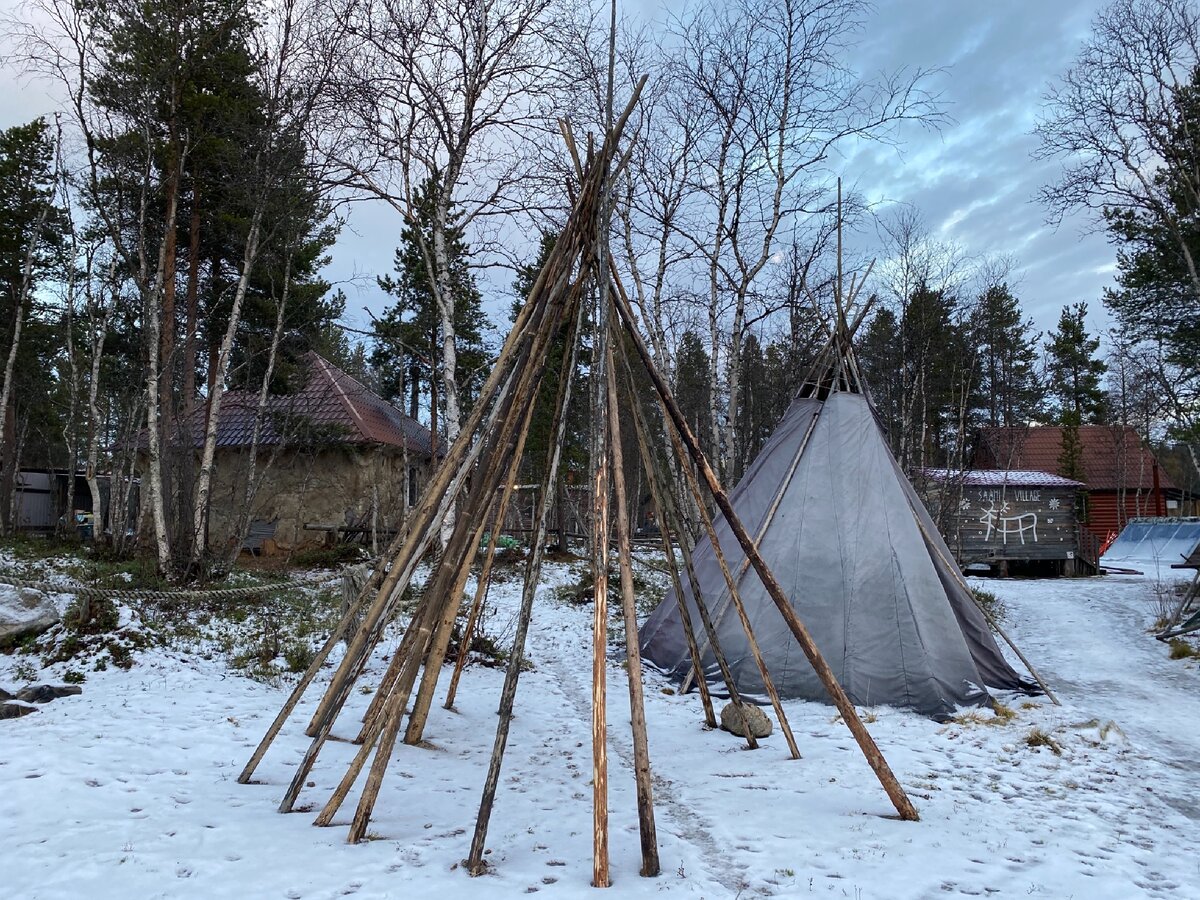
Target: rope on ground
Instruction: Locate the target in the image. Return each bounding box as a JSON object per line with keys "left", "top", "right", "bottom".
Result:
{"left": 0, "top": 572, "right": 289, "bottom": 606}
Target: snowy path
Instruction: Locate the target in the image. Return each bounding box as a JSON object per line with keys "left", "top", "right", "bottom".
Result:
{"left": 2, "top": 564, "right": 1199, "bottom": 898}
{"left": 990, "top": 575, "right": 1200, "bottom": 821}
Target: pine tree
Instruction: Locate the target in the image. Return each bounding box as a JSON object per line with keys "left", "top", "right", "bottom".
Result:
{"left": 1045, "top": 302, "right": 1107, "bottom": 425}
{"left": 857, "top": 306, "right": 904, "bottom": 448}
{"left": 1103, "top": 64, "right": 1200, "bottom": 383}
{"left": 899, "top": 284, "right": 976, "bottom": 468}
{"left": 972, "top": 284, "right": 1044, "bottom": 427}
{"left": 734, "top": 334, "right": 793, "bottom": 479}
{"left": 674, "top": 331, "right": 715, "bottom": 461}
{"left": 372, "top": 177, "right": 489, "bottom": 439}
{"left": 1045, "top": 302, "right": 1107, "bottom": 479}
{"left": 507, "top": 231, "right": 589, "bottom": 487}
{"left": 0, "top": 118, "right": 66, "bottom": 532}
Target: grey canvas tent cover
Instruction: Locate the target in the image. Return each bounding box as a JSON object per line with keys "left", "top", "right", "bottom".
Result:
{"left": 639, "top": 340, "right": 1036, "bottom": 719}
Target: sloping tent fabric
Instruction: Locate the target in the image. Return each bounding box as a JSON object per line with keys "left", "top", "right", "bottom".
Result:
{"left": 639, "top": 390, "right": 1034, "bottom": 719}
{"left": 1099, "top": 518, "right": 1200, "bottom": 578}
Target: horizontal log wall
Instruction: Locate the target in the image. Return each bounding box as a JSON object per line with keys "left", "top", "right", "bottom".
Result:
{"left": 940, "top": 485, "right": 1081, "bottom": 564}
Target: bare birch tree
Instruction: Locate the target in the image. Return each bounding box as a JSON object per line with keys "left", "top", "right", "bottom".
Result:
{"left": 664, "top": 0, "right": 940, "bottom": 482}
{"left": 321, "top": 0, "right": 569, "bottom": 446}
{"left": 1036, "top": 0, "right": 1200, "bottom": 295}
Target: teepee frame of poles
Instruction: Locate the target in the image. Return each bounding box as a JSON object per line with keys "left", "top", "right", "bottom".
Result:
{"left": 238, "top": 82, "right": 920, "bottom": 887}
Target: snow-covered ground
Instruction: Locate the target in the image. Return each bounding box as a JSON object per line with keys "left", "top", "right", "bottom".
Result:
{"left": 3, "top": 558, "right": 1198, "bottom": 899}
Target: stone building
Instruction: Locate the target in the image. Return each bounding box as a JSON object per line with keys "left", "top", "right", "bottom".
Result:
{"left": 200, "top": 352, "right": 435, "bottom": 554}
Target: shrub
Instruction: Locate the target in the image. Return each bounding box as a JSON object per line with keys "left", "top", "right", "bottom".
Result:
{"left": 284, "top": 640, "right": 316, "bottom": 674}
{"left": 1168, "top": 638, "right": 1200, "bottom": 660}
{"left": 292, "top": 544, "right": 367, "bottom": 570}
{"left": 972, "top": 587, "right": 1008, "bottom": 628}
{"left": 65, "top": 597, "right": 120, "bottom": 634}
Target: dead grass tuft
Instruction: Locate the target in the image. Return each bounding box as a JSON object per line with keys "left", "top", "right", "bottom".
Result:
{"left": 1024, "top": 726, "right": 1063, "bottom": 756}
{"left": 1167, "top": 638, "right": 1200, "bottom": 660}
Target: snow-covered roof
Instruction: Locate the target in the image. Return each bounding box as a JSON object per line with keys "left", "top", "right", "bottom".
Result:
{"left": 921, "top": 468, "right": 1085, "bottom": 488}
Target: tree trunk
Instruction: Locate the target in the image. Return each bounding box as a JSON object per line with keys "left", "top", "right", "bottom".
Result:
{"left": 182, "top": 188, "right": 202, "bottom": 421}
{"left": 226, "top": 250, "right": 291, "bottom": 571}
{"left": 191, "top": 211, "right": 264, "bottom": 571}
{"left": 0, "top": 194, "right": 53, "bottom": 535}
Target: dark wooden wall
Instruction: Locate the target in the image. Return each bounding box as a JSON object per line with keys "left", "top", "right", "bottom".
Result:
{"left": 937, "top": 485, "right": 1081, "bottom": 566}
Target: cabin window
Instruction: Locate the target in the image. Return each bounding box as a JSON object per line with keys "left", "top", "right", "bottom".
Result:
{"left": 408, "top": 466, "right": 419, "bottom": 507}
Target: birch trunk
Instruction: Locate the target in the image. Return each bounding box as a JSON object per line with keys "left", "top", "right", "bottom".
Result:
{"left": 190, "top": 210, "right": 264, "bottom": 570}
{"left": 61, "top": 265, "right": 80, "bottom": 537}
{"left": 84, "top": 264, "right": 114, "bottom": 543}
{"left": 225, "top": 251, "right": 291, "bottom": 572}
{"left": 706, "top": 301, "right": 722, "bottom": 478}
{"left": 144, "top": 231, "right": 175, "bottom": 575}
{"left": 0, "top": 196, "right": 53, "bottom": 535}
{"left": 723, "top": 295, "right": 745, "bottom": 481}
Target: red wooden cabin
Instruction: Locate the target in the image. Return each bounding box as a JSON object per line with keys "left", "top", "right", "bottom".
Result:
{"left": 973, "top": 425, "right": 1192, "bottom": 543}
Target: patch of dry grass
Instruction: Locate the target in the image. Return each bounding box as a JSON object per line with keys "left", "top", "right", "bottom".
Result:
{"left": 1024, "top": 726, "right": 1063, "bottom": 756}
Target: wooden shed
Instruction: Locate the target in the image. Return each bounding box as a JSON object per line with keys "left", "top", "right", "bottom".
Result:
{"left": 921, "top": 468, "right": 1091, "bottom": 576}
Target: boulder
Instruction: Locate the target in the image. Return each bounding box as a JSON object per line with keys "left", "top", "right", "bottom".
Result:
{"left": 0, "top": 687, "right": 12, "bottom": 701}
{"left": 16, "top": 684, "right": 83, "bottom": 704}
{"left": 0, "top": 587, "right": 60, "bottom": 648}
{"left": 719, "top": 701, "right": 773, "bottom": 738}
{"left": 0, "top": 702, "right": 39, "bottom": 720}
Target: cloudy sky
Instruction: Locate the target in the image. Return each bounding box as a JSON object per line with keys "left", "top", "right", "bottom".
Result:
{"left": 843, "top": 0, "right": 1115, "bottom": 336}
{"left": 0, "top": 0, "right": 1117, "bottom": 342}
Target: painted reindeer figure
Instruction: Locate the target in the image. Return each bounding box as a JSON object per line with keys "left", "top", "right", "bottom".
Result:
{"left": 979, "top": 501, "right": 1038, "bottom": 544}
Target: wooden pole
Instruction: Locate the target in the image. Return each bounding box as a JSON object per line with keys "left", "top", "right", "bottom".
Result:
{"left": 611, "top": 268, "right": 920, "bottom": 822}
{"left": 659, "top": 391, "right": 802, "bottom": 760}
{"left": 310, "top": 598, "right": 439, "bottom": 825}
{"left": 681, "top": 407, "right": 822, "bottom": 694}
{"left": 467, "top": 295, "right": 586, "bottom": 874}
{"left": 637, "top": 451, "right": 717, "bottom": 729}
{"left": 358, "top": 299, "right": 573, "bottom": 743}
{"left": 318, "top": 227, "right": 590, "bottom": 834}
{"left": 406, "top": 322, "right": 554, "bottom": 742}
{"left": 906, "top": 505, "right": 1061, "bottom": 706}
{"left": 590, "top": 366, "right": 612, "bottom": 888}
{"left": 617, "top": 334, "right": 754, "bottom": 744}
{"left": 300, "top": 226, "right": 593, "bottom": 745}
{"left": 296, "top": 266, "right": 556, "bottom": 739}
{"left": 305, "top": 254, "right": 579, "bottom": 760}
{"left": 289, "top": 315, "right": 558, "bottom": 812}
{"left": 338, "top": 397, "right": 543, "bottom": 835}
{"left": 354, "top": 585, "right": 438, "bottom": 741}
{"left": 605, "top": 339, "right": 659, "bottom": 877}
{"left": 443, "top": 490, "right": 513, "bottom": 710}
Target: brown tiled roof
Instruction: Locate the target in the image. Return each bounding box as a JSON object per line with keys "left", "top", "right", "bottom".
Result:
{"left": 181, "top": 353, "right": 434, "bottom": 457}
{"left": 975, "top": 425, "right": 1174, "bottom": 492}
